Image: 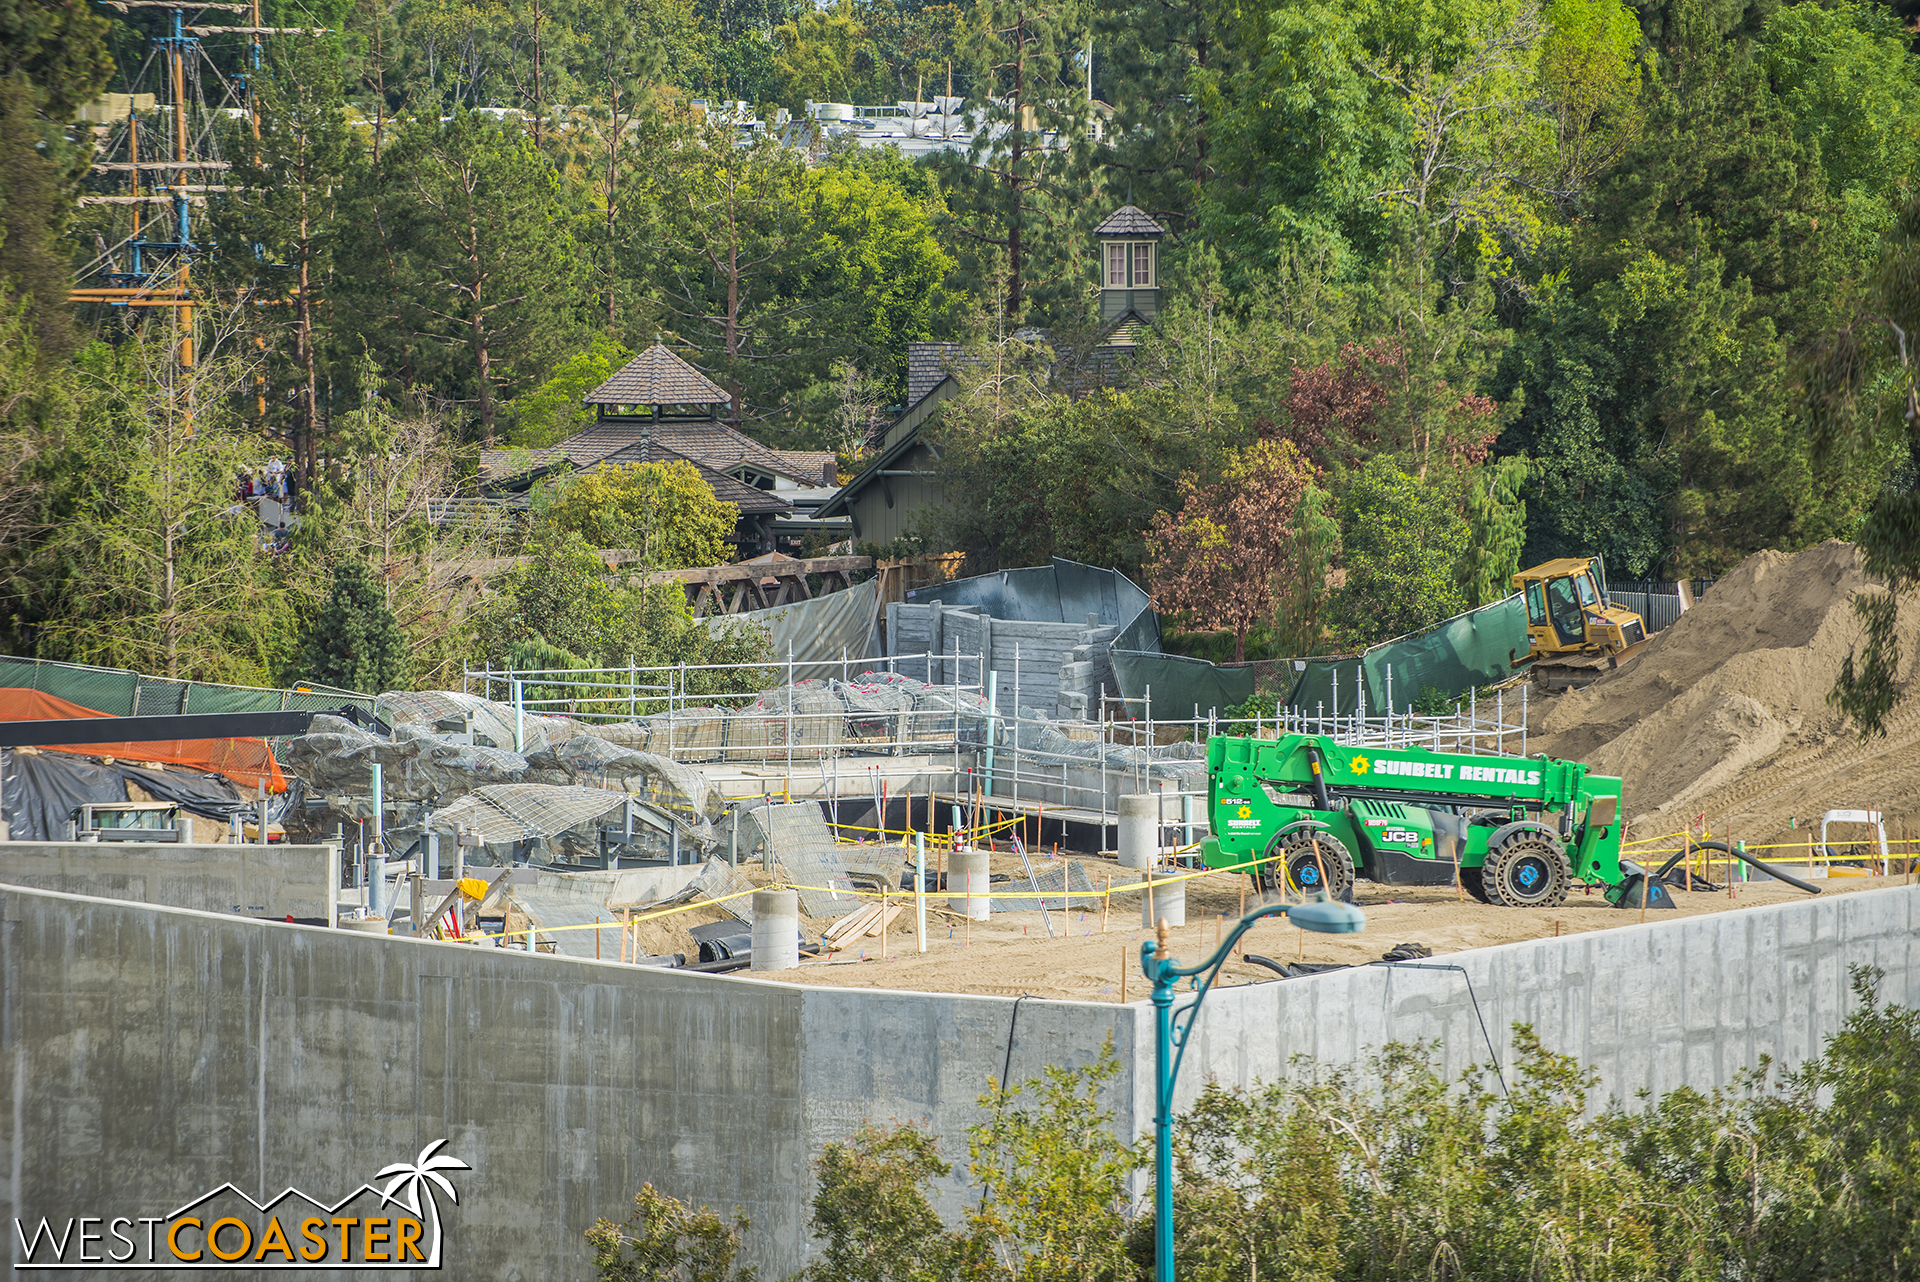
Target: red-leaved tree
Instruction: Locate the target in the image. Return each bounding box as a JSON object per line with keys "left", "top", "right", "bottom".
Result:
{"left": 1146, "top": 440, "right": 1323, "bottom": 662}
{"left": 1281, "top": 340, "right": 1501, "bottom": 477}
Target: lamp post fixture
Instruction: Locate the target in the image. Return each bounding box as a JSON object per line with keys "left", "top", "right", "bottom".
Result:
{"left": 1140, "top": 893, "right": 1366, "bottom": 1282}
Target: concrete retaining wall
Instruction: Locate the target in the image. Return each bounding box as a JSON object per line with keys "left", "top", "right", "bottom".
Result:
{"left": 3, "top": 882, "right": 1915, "bottom": 1277}
{"left": 0, "top": 841, "right": 340, "bottom": 924}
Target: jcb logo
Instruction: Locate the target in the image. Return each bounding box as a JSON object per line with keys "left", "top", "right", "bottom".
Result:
{"left": 1379, "top": 827, "right": 1420, "bottom": 846}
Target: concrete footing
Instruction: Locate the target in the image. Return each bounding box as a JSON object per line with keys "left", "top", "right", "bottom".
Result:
{"left": 1118, "top": 793, "right": 1158, "bottom": 870}
{"left": 949, "top": 850, "right": 992, "bottom": 920}
{"left": 750, "top": 888, "right": 800, "bottom": 970}
{"left": 1142, "top": 869, "right": 1186, "bottom": 928}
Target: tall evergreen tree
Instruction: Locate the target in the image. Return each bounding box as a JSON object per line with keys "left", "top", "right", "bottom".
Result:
{"left": 298, "top": 559, "right": 409, "bottom": 693}
{"left": 210, "top": 38, "right": 355, "bottom": 486}
{"left": 0, "top": 0, "right": 112, "bottom": 362}
{"left": 1093, "top": 0, "right": 1231, "bottom": 233}
{"left": 355, "top": 110, "right": 585, "bottom": 444}
{"left": 34, "top": 343, "right": 294, "bottom": 684}
{"left": 939, "top": 0, "right": 1098, "bottom": 326}
{"left": 1498, "top": 0, "right": 1895, "bottom": 577}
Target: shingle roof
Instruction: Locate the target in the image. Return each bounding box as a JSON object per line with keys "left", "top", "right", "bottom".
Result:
{"left": 593, "top": 440, "right": 793, "bottom": 515}
{"left": 650, "top": 423, "right": 833, "bottom": 486}
{"left": 486, "top": 418, "right": 826, "bottom": 484}
{"left": 907, "top": 341, "right": 962, "bottom": 407}
{"left": 585, "top": 345, "right": 729, "bottom": 406}
{"left": 475, "top": 440, "right": 794, "bottom": 515}
{"left": 477, "top": 446, "right": 565, "bottom": 484}
{"left": 1094, "top": 205, "right": 1167, "bottom": 237}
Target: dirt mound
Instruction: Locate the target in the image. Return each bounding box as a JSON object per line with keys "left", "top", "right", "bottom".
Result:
{"left": 1532, "top": 541, "right": 1920, "bottom": 838}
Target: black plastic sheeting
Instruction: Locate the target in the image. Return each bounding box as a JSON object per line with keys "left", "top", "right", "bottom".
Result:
{"left": 0, "top": 750, "right": 264, "bottom": 841}
{"left": 118, "top": 764, "right": 248, "bottom": 820}
{"left": 687, "top": 918, "right": 754, "bottom": 963}
{"left": 3, "top": 750, "right": 128, "bottom": 841}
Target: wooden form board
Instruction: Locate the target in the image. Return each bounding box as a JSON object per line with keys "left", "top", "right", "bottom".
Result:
{"left": 822, "top": 901, "right": 904, "bottom": 944}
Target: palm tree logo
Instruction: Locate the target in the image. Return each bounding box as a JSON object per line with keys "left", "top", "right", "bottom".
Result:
{"left": 376, "top": 1139, "right": 471, "bottom": 1266}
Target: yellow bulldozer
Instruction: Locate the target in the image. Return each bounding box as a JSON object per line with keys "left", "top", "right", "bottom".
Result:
{"left": 1514, "top": 558, "right": 1650, "bottom": 690}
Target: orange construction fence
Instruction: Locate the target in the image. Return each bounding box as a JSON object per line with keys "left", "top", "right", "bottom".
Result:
{"left": 0, "top": 687, "right": 288, "bottom": 794}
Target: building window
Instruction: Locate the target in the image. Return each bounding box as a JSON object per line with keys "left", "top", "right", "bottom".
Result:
{"left": 1105, "top": 241, "right": 1157, "bottom": 288}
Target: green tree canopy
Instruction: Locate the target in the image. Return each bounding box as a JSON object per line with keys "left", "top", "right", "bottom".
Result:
{"left": 539, "top": 459, "right": 737, "bottom": 568}
{"left": 1328, "top": 455, "right": 1469, "bottom": 647}
{"left": 510, "top": 335, "right": 632, "bottom": 448}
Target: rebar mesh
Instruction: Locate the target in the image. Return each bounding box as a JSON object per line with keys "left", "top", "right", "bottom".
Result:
{"left": 635, "top": 706, "right": 730, "bottom": 761}
{"left": 429, "top": 785, "right": 631, "bottom": 865}
{"left": 380, "top": 690, "right": 581, "bottom": 753}
{"left": 282, "top": 700, "right": 721, "bottom": 855}
{"left": 776, "top": 850, "right": 865, "bottom": 918}
{"left": 905, "top": 686, "right": 990, "bottom": 745}
{"left": 834, "top": 673, "right": 921, "bottom": 743}
{"left": 686, "top": 858, "right": 760, "bottom": 923}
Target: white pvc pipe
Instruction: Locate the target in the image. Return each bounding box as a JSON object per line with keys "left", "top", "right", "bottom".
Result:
{"left": 915, "top": 832, "right": 927, "bottom": 952}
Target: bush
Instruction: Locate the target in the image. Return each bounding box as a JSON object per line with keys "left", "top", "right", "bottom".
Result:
{"left": 597, "top": 969, "right": 1920, "bottom": 1282}
{"left": 539, "top": 460, "right": 737, "bottom": 570}
{"left": 296, "top": 559, "right": 408, "bottom": 694}
{"left": 475, "top": 532, "right": 770, "bottom": 703}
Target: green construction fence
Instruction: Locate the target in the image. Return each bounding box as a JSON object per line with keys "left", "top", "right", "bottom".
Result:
{"left": 0, "top": 655, "right": 374, "bottom": 718}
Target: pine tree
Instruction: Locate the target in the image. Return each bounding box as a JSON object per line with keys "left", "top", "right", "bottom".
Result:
{"left": 1093, "top": 0, "right": 1231, "bottom": 233}
{"left": 209, "top": 39, "right": 355, "bottom": 487}
{"left": 0, "top": 0, "right": 112, "bottom": 363}
{"left": 298, "top": 559, "right": 409, "bottom": 694}
{"left": 939, "top": 0, "right": 1098, "bottom": 326}
{"left": 359, "top": 112, "right": 585, "bottom": 445}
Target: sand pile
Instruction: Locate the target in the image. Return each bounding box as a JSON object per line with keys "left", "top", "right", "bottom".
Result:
{"left": 1531, "top": 540, "right": 1920, "bottom": 840}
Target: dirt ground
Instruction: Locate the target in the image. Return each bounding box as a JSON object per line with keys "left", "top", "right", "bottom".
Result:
{"left": 635, "top": 540, "right": 1920, "bottom": 998}
{"left": 759, "top": 849, "right": 1906, "bottom": 1001}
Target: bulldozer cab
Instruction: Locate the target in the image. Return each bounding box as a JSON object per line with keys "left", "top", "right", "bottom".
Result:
{"left": 1519, "top": 560, "right": 1606, "bottom": 654}
{"left": 1514, "top": 558, "right": 1649, "bottom": 684}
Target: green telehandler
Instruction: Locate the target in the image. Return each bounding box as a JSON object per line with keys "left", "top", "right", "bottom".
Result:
{"left": 1201, "top": 733, "right": 1627, "bottom": 908}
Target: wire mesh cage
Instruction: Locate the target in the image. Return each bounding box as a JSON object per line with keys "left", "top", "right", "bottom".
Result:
{"left": 725, "top": 681, "right": 846, "bottom": 762}
{"left": 636, "top": 707, "right": 730, "bottom": 762}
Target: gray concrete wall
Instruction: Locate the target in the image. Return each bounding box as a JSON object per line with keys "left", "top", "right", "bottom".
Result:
{"left": 1172, "top": 883, "right": 1920, "bottom": 1113}
{"left": 3, "top": 882, "right": 1916, "bottom": 1278}
{"left": 0, "top": 885, "right": 1126, "bottom": 1279}
{"left": 0, "top": 841, "right": 339, "bottom": 924}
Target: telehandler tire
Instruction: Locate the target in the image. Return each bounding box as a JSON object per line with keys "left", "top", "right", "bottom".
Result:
{"left": 1482, "top": 834, "right": 1571, "bottom": 907}
{"left": 1258, "top": 829, "right": 1354, "bottom": 903}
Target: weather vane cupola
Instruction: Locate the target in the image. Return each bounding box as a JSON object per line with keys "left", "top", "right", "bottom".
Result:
{"left": 1095, "top": 205, "right": 1167, "bottom": 325}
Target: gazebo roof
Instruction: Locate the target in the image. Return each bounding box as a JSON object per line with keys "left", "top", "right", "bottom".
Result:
{"left": 585, "top": 344, "right": 728, "bottom": 407}
{"left": 1093, "top": 205, "right": 1167, "bottom": 237}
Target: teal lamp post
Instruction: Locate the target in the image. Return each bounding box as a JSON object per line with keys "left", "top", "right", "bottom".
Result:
{"left": 1140, "top": 893, "right": 1366, "bottom": 1282}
